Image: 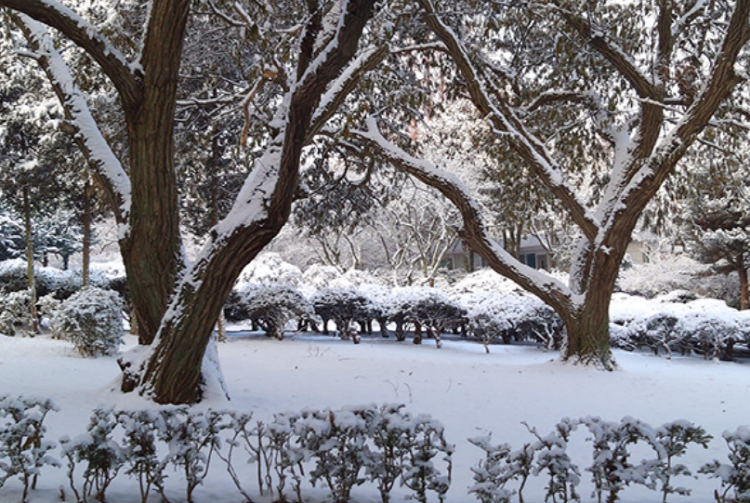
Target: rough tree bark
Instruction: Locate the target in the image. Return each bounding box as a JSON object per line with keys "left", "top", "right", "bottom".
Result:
{"left": 363, "top": 0, "right": 750, "bottom": 369}
{"left": 3, "top": 0, "right": 380, "bottom": 403}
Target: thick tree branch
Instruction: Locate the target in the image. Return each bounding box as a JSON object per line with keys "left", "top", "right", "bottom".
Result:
{"left": 11, "top": 13, "right": 131, "bottom": 228}
{"left": 604, "top": 0, "right": 750, "bottom": 246}
{"left": 416, "top": 0, "right": 600, "bottom": 242}
{"left": 306, "top": 45, "right": 388, "bottom": 143}
{"left": 352, "top": 117, "right": 574, "bottom": 314}
{"left": 0, "top": 0, "right": 143, "bottom": 108}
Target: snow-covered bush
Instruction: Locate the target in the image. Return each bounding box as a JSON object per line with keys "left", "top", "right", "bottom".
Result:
{"left": 237, "top": 252, "right": 303, "bottom": 288}
{"left": 0, "top": 289, "right": 36, "bottom": 336}
{"left": 312, "top": 288, "right": 373, "bottom": 343}
{"left": 215, "top": 404, "right": 452, "bottom": 503}
{"left": 0, "top": 395, "right": 59, "bottom": 503}
{"left": 582, "top": 416, "right": 652, "bottom": 503}
{"left": 645, "top": 421, "right": 711, "bottom": 502}
{"left": 0, "top": 259, "right": 36, "bottom": 294}
{"left": 462, "top": 291, "right": 563, "bottom": 350}
{"left": 51, "top": 287, "right": 123, "bottom": 357}
{"left": 469, "top": 420, "right": 579, "bottom": 503}
{"left": 115, "top": 410, "right": 164, "bottom": 503}
{"left": 390, "top": 288, "right": 466, "bottom": 347}
{"left": 296, "top": 407, "right": 374, "bottom": 503}
{"left": 302, "top": 264, "right": 342, "bottom": 289}
{"left": 236, "top": 284, "right": 317, "bottom": 339}
{"left": 398, "top": 413, "right": 454, "bottom": 503}
{"left": 155, "top": 408, "right": 226, "bottom": 503}
{"left": 610, "top": 296, "right": 745, "bottom": 360}
{"left": 472, "top": 416, "right": 712, "bottom": 503}
{"left": 525, "top": 419, "right": 580, "bottom": 503}
{"left": 701, "top": 426, "right": 750, "bottom": 503}
{"left": 61, "top": 408, "right": 125, "bottom": 503}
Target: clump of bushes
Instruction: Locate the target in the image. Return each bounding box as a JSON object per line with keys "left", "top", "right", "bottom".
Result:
{"left": 235, "top": 284, "right": 317, "bottom": 339}
{"left": 51, "top": 287, "right": 123, "bottom": 357}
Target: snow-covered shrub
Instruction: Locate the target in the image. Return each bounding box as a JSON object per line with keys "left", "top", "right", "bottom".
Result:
{"left": 469, "top": 436, "right": 524, "bottom": 503}
{"left": 0, "top": 259, "right": 35, "bottom": 293}
{"left": 399, "top": 413, "right": 454, "bottom": 503}
{"left": 215, "top": 404, "right": 452, "bottom": 503}
{"left": 238, "top": 284, "right": 317, "bottom": 339}
{"left": 312, "top": 288, "right": 373, "bottom": 343}
{"left": 701, "top": 426, "right": 750, "bottom": 503}
{"left": 581, "top": 416, "right": 653, "bottom": 503}
{"left": 237, "top": 252, "right": 303, "bottom": 288}
{"left": 676, "top": 310, "right": 740, "bottom": 360}
{"left": 644, "top": 420, "right": 711, "bottom": 502}
{"left": 405, "top": 289, "right": 467, "bottom": 348}
{"left": 525, "top": 419, "right": 581, "bottom": 503}
{"left": 265, "top": 411, "right": 304, "bottom": 502}
{"left": 610, "top": 297, "right": 745, "bottom": 360}
{"left": 115, "top": 410, "right": 164, "bottom": 503}
{"left": 302, "top": 264, "right": 342, "bottom": 289}
{"left": 463, "top": 291, "right": 563, "bottom": 350}
{"left": 296, "top": 407, "right": 375, "bottom": 503}
{"left": 469, "top": 419, "right": 580, "bottom": 503}
{"left": 0, "top": 289, "right": 36, "bottom": 336}
{"left": 367, "top": 404, "right": 413, "bottom": 503}
{"left": 61, "top": 408, "right": 125, "bottom": 503}
{"left": 617, "top": 255, "right": 707, "bottom": 299}
{"left": 51, "top": 287, "right": 123, "bottom": 357}
{"left": 387, "top": 287, "right": 467, "bottom": 347}
{"left": 155, "top": 408, "right": 226, "bottom": 503}
{"left": 0, "top": 395, "right": 59, "bottom": 503}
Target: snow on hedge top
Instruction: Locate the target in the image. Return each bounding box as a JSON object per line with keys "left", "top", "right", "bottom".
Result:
{"left": 236, "top": 252, "right": 302, "bottom": 288}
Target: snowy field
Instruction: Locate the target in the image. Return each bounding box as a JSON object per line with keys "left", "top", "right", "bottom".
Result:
{"left": 1, "top": 329, "right": 750, "bottom": 503}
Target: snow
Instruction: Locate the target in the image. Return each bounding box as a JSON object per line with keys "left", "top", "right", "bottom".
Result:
{"left": 1, "top": 321, "right": 750, "bottom": 502}
{"left": 20, "top": 16, "right": 132, "bottom": 223}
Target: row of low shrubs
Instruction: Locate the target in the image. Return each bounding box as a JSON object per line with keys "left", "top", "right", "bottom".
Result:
{"left": 471, "top": 415, "right": 750, "bottom": 503}
{"left": 3, "top": 396, "right": 750, "bottom": 503}
{"left": 225, "top": 284, "right": 564, "bottom": 349}
{"left": 0, "top": 397, "right": 452, "bottom": 503}
{"left": 610, "top": 295, "right": 750, "bottom": 360}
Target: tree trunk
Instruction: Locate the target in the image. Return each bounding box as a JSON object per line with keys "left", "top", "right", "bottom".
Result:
{"left": 130, "top": 0, "right": 379, "bottom": 404}
{"left": 82, "top": 178, "right": 91, "bottom": 287}
{"left": 739, "top": 264, "right": 749, "bottom": 310}
{"left": 22, "top": 186, "right": 39, "bottom": 335}
{"left": 560, "top": 292, "right": 614, "bottom": 370}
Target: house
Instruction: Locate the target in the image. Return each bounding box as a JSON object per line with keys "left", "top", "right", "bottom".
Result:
{"left": 441, "top": 235, "right": 646, "bottom": 272}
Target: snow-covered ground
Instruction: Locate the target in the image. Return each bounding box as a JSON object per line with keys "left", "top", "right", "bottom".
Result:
{"left": 1, "top": 329, "right": 749, "bottom": 503}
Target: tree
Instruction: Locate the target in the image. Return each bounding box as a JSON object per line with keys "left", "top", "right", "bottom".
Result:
{"left": 1, "top": 0, "right": 381, "bottom": 403}
{"left": 352, "top": 0, "right": 750, "bottom": 368}
{"left": 684, "top": 160, "right": 750, "bottom": 310}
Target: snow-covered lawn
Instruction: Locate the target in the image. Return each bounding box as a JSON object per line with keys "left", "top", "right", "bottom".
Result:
{"left": 1, "top": 331, "right": 749, "bottom": 502}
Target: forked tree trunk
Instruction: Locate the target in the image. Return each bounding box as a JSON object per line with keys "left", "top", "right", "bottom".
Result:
{"left": 131, "top": 0, "right": 378, "bottom": 404}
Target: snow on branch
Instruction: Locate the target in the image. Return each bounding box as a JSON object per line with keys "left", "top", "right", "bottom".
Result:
{"left": 602, "top": 0, "right": 750, "bottom": 238}
{"left": 415, "top": 0, "right": 600, "bottom": 242}
{"left": 307, "top": 45, "right": 388, "bottom": 141}
{"left": 14, "top": 14, "right": 132, "bottom": 228}
{"left": 352, "top": 116, "right": 574, "bottom": 311}
{"left": 551, "top": 0, "right": 660, "bottom": 100}
{"left": 0, "top": 0, "right": 142, "bottom": 107}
